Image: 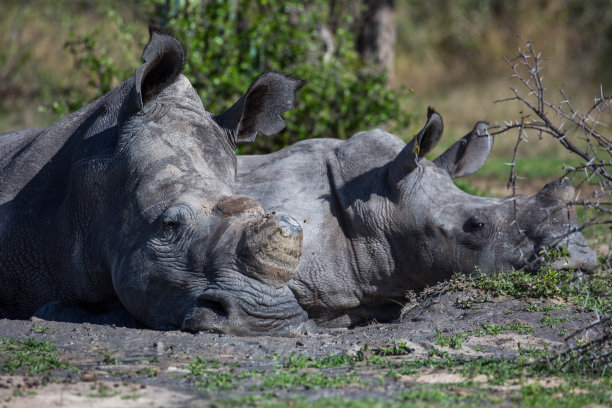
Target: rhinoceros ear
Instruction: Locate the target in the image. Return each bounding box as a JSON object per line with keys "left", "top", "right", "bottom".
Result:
{"left": 388, "top": 107, "right": 443, "bottom": 183}
{"left": 213, "top": 72, "right": 305, "bottom": 144}
{"left": 434, "top": 121, "right": 492, "bottom": 178}
{"left": 131, "top": 29, "right": 185, "bottom": 111}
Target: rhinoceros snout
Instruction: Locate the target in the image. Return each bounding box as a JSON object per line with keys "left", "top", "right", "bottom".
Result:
{"left": 550, "top": 233, "right": 599, "bottom": 273}
{"left": 239, "top": 213, "right": 303, "bottom": 285}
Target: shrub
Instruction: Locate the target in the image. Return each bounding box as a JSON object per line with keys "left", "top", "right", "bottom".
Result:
{"left": 146, "top": 0, "right": 412, "bottom": 153}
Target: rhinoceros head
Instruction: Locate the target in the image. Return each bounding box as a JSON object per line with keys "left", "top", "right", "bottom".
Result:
{"left": 385, "top": 108, "right": 597, "bottom": 287}
{"left": 77, "top": 32, "right": 306, "bottom": 334}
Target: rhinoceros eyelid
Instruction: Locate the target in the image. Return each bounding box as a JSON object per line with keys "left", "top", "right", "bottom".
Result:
{"left": 463, "top": 213, "right": 493, "bottom": 235}
{"left": 161, "top": 204, "right": 195, "bottom": 226}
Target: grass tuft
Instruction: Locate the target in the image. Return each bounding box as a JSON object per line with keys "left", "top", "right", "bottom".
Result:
{"left": 0, "top": 337, "right": 71, "bottom": 375}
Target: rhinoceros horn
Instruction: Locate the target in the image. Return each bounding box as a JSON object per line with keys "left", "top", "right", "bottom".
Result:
{"left": 434, "top": 121, "right": 492, "bottom": 178}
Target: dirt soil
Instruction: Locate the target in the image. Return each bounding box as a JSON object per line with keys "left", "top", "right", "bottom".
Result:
{"left": 0, "top": 286, "right": 598, "bottom": 407}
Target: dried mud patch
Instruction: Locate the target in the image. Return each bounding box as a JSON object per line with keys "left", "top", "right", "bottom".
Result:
{"left": 0, "top": 287, "right": 605, "bottom": 407}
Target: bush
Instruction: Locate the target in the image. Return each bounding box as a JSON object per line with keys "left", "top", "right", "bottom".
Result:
{"left": 146, "top": 0, "right": 412, "bottom": 153}
{"left": 47, "top": 1, "right": 411, "bottom": 152}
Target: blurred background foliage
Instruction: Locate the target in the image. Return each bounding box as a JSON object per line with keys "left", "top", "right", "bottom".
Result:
{"left": 0, "top": 0, "right": 411, "bottom": 154}
{"left": 147, "top": 0, "right": 411, "bottom": 153}
{"left": 0, "top": 1, "right": 611, "bottom": 185}
{"left": 2, "top": 0, "right": 611, "bottom": 144}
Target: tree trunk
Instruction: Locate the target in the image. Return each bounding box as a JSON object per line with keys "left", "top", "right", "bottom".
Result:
{"left": 357, "top": 0, "right": 396, "bottom": 86}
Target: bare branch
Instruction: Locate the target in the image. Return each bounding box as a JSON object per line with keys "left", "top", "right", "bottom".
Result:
{"left": 495, "top": 42, "right": 611, "bottom": 368}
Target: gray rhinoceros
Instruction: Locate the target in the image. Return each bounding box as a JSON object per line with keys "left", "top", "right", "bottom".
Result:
{"left": 0, "top": 31, "right": 309, "bottom": 335}
{"left": 237, "top": 108, "right": 598, "bottom": 327}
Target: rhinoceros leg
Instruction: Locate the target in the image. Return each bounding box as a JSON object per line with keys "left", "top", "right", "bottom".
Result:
{"left": 33, "top": 300, "right": 143, "bottom": 328}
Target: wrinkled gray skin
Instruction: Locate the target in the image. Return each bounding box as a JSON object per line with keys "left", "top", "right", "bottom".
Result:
{"left": 237, "top": 108, "right": 598, "bottom": 328}
{"left": 0, "top": 32, "right": 308, "bottom": 335}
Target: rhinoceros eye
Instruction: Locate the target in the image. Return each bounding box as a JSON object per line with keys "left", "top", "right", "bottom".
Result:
{"left": 472, "top": 220, "right": 485, "bottom": 230}
{"left": 463, "top": 213, "right": 492, "bottom": 238}
{"left": 160, "top": 205, "right": 192, "bottom": 238}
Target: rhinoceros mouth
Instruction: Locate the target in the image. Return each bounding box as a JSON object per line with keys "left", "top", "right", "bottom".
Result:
{"left": 181, "top": 296, "right": 229, "bottom": 331}
{"left": 180, "top": 282, "right": 308, "bottom": 335}
{"left": 521, "top": 235, "right": 598, "bottom": 274}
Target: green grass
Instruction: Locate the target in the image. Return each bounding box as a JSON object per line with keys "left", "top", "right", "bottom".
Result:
{"left": 518, "top": 381, "right": 611, "bottom": 408}
{"left": 99, "top": 350, "right": 118, "bottom": 365}
{"left": 86, "top": 382, "right": 119, "bottom": 398}
{"left": 210, "top": 376, "right": 611, "bottom": 407}
{"left": 0, "top": 337, "right": 71, "bottom": 375}
{"left": 449, "top": 266, "right": 612, "bottom": 315}
{"left": 454, "top": 179, "right": 489, "bottom": 197}
{"left": 469, "top": 322, "right": 534, "bottom": 336}
{"left": 539, "top": 315, "right": 570, "bottom": 327}
{"left": 375, "top": 341, "right": 414, "bottom": 356}
{"left": 181, "top": 326, "right": 610, "bottom": 403}
{"left": 434, "top": 328, "right": 467, "bottom": 350}
{"left": 524, "top": 303, "right": 568, "bottom": 313}
{"left": 262, "top": 370, "right": 362, "bottom": 389}
{"left": 135, "top": 366, "right": 159, "bottom": 378}
{"left": 478, "top": 155, "right": 582, "bottom": 182}
{"left": 282, "top": 353, "right": 358, "bottom": 369}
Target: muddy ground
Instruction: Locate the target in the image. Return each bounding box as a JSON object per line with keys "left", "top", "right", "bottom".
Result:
{"left": 0, "top": 285, "right": 602, "bottom": 407}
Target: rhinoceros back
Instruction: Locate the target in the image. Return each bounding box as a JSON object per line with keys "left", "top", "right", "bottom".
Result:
{"left": 0, "top": 80, "right": 132, "bottom": 206}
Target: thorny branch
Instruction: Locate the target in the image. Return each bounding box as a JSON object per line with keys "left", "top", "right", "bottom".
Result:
{"left": 492, "top": 38, "right": 612, "bottom": 238}
{"left": 493, "top": 39, "right": 611, "bottom": 374}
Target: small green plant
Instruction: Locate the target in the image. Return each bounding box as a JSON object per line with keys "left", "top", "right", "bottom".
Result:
{"left": 434, "top": 328, "right": 467, "bottom": 350}
{"left": 32, "top": 325, "right": 54, "bottom": 334}
{"left": 186, "top": 356, "right": 221, "bottom": 376}
{"left": 470, "top": 322, "right": 533, "bottom": 336}
{"left": 283, "top": 352, "right": 358, "bottom": 369}
{"left": 540, "top": 315, "right": 570, "bottom": 327}
{"left": 186, "top": 356, "right": 241, "bottom": 390}
{"left": 376, "top": 341, "right": 414, "bottom": 356}
{"left": 195, "top": 371, "right": 236, "bottom": 391}
{"left": 262, "top": 369, "right": 361, "bottom": 390}
{"left": 558, "top": 328, "right": 570, "bottom": 337}
{"left": 0, "top": 337, "right": 70, "bottom": 374}
{"left": 87, "top": 382, "right": 119, "bottom": 398}
{"left": 99, "top": 350, "right": 118, "bottom": 365}
{"left": 539, "top": 245, "right": 570, "bottom": 265}
{"left": 135, "top": 366, "right": 158, "bottom": 377}
{"left": 470, "top": 268, "right": 574, "bottom": 300}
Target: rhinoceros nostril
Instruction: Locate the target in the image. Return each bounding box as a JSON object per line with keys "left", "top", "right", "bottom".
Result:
{"left": 181, "top": 297, "right": 229, "bottom": 333}
{"left": 197, "top": 298, "right": 227, "bottom": 318}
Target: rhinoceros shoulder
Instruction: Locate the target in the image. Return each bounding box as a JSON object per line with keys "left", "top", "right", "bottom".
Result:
{"left": 0, "top": 81, "right": 134, "bottom": 206}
